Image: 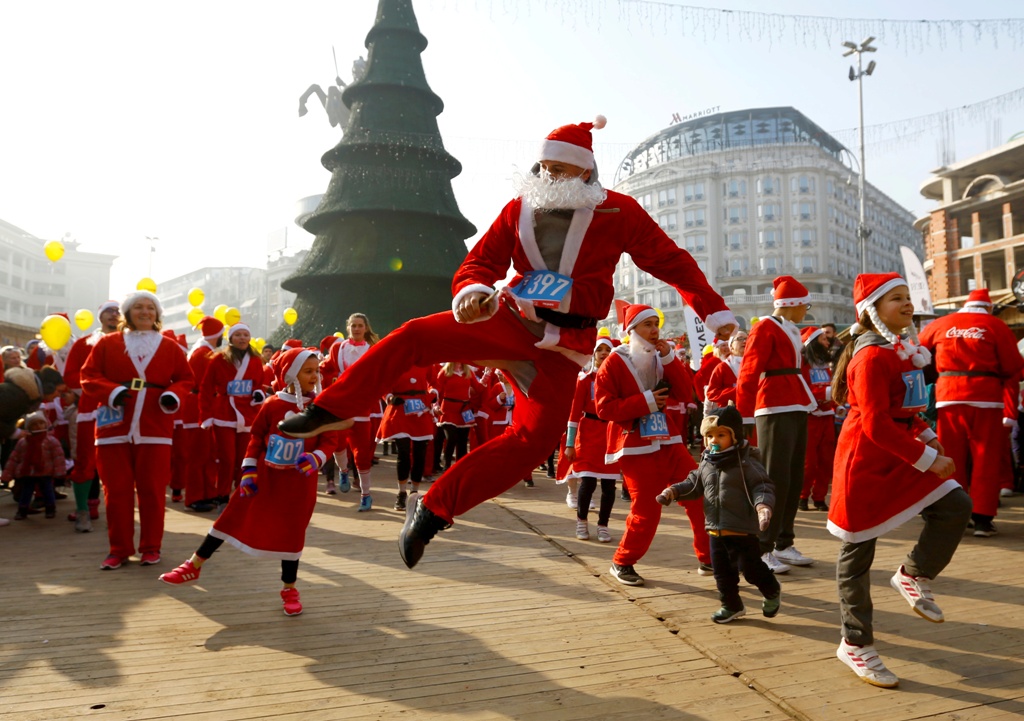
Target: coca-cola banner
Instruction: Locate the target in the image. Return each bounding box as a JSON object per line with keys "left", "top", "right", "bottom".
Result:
{"left": 901, "top": 246, "right": 934, "bottom": 321}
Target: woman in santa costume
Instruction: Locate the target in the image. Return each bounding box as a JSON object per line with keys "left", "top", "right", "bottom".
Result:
{"left": 183, "top": 316, "right": 225, "bottom": 513}
{"left": 828, "top": 272, "right": 966, "bottom": 689}
{"left": 377, "top": 365, "right": 437, "bottom": 511}
{"left": 434, "top": 362, "right": 485, "bottom": 470}
{"left": 279, "top": 116, "right": 736, "bottom": 570}
{"left": 80, "top": 291, "right": 194, "bottom": 569}
{"left": 159, "top": 348, "right": 340, "bottom": 616}
{"left": 917, "top": 287, "right": 1024, "bottom": 537}
{"left": 563, "top": 336, "right": 620, "bottom": 544}
{"left": 798, "top": 327, "right": 835, "bottom": 512}
{"left": 705, "top": 330, "right": 747, "bottom": 409}
{"left": 735, "top": 275, "right": 817, "bottom": 574}
{"left": 199, "top": 322, "right": 266, "bottom": 507}
{"left": 595, "top": 303, "right": 711, "bottom": 586}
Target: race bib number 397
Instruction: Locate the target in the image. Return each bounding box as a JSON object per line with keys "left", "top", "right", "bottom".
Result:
{"left": 513, "top": 270, "right": 573, "bottom": 309}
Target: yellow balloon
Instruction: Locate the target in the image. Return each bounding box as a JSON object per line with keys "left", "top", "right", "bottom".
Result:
{"left": 389, "top": 257, "right": 403, "bottom": 272}
{"left": 251, "top": 337, "right": 266, "bottom": 354}
{"left": 213, "top": 304, "right": 228, "bottom": 323}
{"left": 621, "top": 334, "right": 630, "bottom": 344}
{"left": 137, "top": 277, "right": 157, "bottom": 293}
{"left": 333, "top": 331, "right": 345, "bottom": 339}
{"left": 187, "top": 307, "right": 205, "bottom": 327}
{"left": 74, "top": 309, "right": 94, "bottom": 331}
{"left": 283, "top": 307, "right": 298, "bottom": 326}
{"left": 597, "top": 327, "right": 611, "bottom": 338}
{"left": 44, "top": 240, "right": 65, "bottom": 263}
{"left": 40, "top": 314, "right": 72, "bottom": 351}
{"left": 224, "top": 307, "right": 241, "bottom": 326}
{"left": 655, "top": 308, "right": 665, "bottom": 328}
{"left": 187, "top": 287, "right": 205, "bottom": 307}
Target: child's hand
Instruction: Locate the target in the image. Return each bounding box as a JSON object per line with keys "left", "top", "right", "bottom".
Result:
{"left": 295, "top": 452, "right": 320, "bottom": 477}
{"left": 756, "top": 504, "right": 772, "bottom": 531}
{"left": 928, "top": 454, "right": 955, "bottom": 480}
{"left": 239, "top": 467, "right": 258, "bottom": 497}
{"left": 656, "top": 487, "right": 676, "bottom": 506}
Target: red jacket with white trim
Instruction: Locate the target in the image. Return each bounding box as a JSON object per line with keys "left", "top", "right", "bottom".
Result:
{"left": 736, "top": 316, "right": 815, "bottom": 422}
{"left": 200, "top": 351, "right": 266, "bottom": 432}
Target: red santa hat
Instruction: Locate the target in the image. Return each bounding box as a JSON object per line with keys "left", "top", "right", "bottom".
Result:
{"left": 539, "top": 115, "right": 607, "bottom": 171}
{"left": 801, "top": 326, "right": 824, "bottom": 346}
{"left": 227, "top": 322, "right": 250, "bottom": 339}
{"left": 161, "top": 329, "right": 188, "bottom": 354}
{"left": 854, "top": 272, "right": 907, "bottom": 316}
{"left": 275, "top": 347, "right": 319, "bottom": 409}
{"left": 97, "top": 300, "right": 120, "bottom": 315}
{"left": 771, "top": 276, "right": 810, "bottom": 308}
{"left": 195, "top": 315, "right": 224, "bottom": 340}
{"left": 121, "top": 290, "right": 162, "bottom": 318}
{"left": 615, "top": 300, "right": 659, "bottom": 334}
{"left": 319, "top": 335, "right": 338, "bottom": 355}
{"left": 282, "top": 338, "right": 304, "bottom": 350}
{"left": 964, "top": 288, "right": 993, "bottom": 308}
{"left": 594, "top": 337, "right": 620, "bottom": 352}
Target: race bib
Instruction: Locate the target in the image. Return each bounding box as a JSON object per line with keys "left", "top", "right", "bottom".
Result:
{"left": 265, "top": 434, "right": 305, "bottom": 467}
{"left": 901, "top": 369, "right": 927, "bottom": 409}
{"left": 638, "top": 411, "right": 670, "bottom": 440}
{"left": 95, "top": 405, "right": 124, "bottom": 429}
{"left": 404, "top": 398, "right": 427, "bottom": 414}
{"left": 513, "top": 270, "right": 573, "bottom": 309}
{"left": 589, "top": 381, "right": 595, "bottom": 400}
{"left": 227, "top": 379, "right": 253, "bottom": 397}
{"left": 809, "top": 367, "right": 830, "bottom": 385}
{"left": 460, "top": 409, "right": 476, "bottom": 425}
{"left": 502, "top": 393, "right": 515, "bottom": 408}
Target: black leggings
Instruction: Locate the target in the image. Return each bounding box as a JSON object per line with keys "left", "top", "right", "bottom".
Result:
{"left": 395, "top": 438, "right": 427, "bottom": 482}
{"left": 576, "top": 476, "right": 616, "bottom": 526}
{"left": 196, "top": 534, "right": 300, "bottom": 584}
{"left": 442, "top": 426, "right": 470, "bottom": 467}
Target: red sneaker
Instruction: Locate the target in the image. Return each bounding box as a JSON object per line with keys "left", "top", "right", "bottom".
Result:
{"left": 139, "top": 551, "right": 161, "bottom": 566}
{"left": 281, "top": 588, "right": 303, "bottom": 616}
{"left": 100, "top": 555, "right": 125, "bottom": 570}
{"left": 171, "top": 492, "right": 183, "bottom": 503}
{"left": 159, "top": 560, "right": 201, "bottom": 585}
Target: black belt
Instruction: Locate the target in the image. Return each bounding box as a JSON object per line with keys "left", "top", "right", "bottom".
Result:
{"left": 121, "top": 379, "right": 166, "bottom": 391}
{"left": 190, "top": 389, "right": 199, "bottom": 395}
{"left": 764, "top": 368, "right": 800, "bottom": 377}
{"left": 442, "top": 397, "right": 468, "bottom": 404}
{"left": 534, "top": 307, "right": 600, "bottom": 329}
{"left": 583, "top": 412, "right": 606, "bottom": 422}
{"left": 939, "top": 371, "right": 1001, "bottom": 378}
{"left": 892, "top": 416, "right": 916, "bottom": 427}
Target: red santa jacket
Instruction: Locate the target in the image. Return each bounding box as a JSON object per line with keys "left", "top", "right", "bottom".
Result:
{"left": 827, "top": 335, "right": 957, "bottom": 543}
{"left": 565, "top": 368, "right": 620, "bottom": 478}
{"left": 705, "top": 355, "right": 743, "bottom": 408}
{"left": 80, "top": 331, "right": 194, "bottom": 445}
{"left": 63, "top": 331, "right": 107, "bottom": 420}
{"left": 329, "top": 339, "right": 373, "bottom": 418}
{"left": 483, "top": 376, "right": 516, "bottom": 427}
{"left": 801, "top": 360, "right": 836, "bottom": 417}
{"left": 452, "top": 192, "right": 736, "bottom": 365}
{"left": 199, "top": 350, "right": 266, "bottom": 432}
{"left": 693, "top": 354, "right": 722, "bottom": 403}
{"left": 918, "top": 308, "right": 1024, "bottom": 412}
{"left": 736, "top": 316, "right": 815, "bottom": 422}
{"left": 377, "top": 366, "right": 438, "bottom": 442}
{"left": 595, "top": 346, "right": 693, "bottom": 462}
{"left": 434, "top": 368, "right": 485, "bottom": 427}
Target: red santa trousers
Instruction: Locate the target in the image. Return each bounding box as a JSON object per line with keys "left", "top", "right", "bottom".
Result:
{"left": 313, "top": 307, "right": 581, "bottom": 521}
{"left": 71, "top": 419, "right": 96, "bottom": 485}
{"left": 213, "top": 427, "right": 251, "bottom": 498}
{"left": 182, "top": 427, "right": 218, "bottom": 505}
{"left": 347, "top": 420, "right": 375, "bottom": 473}
{"left": 613, "top": 445, "right": 711, "bottom": 567}
{"left": 801, "top": 415, "right": 835, "bottom": 502}
{"left": 937, "top": 405, "right": 1010, "bottom": 517}
{"left": 96, "top": 443, "right": 171, "bottom": 558}
{"left": 170, "top": 425, "right": 187, "bottom": 491}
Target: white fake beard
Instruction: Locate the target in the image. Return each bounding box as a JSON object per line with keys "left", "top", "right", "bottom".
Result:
{"left": 628, "top": 334, "right": 660, "bottom": 391}
{"left": 124, "top": 329, "right": 162, "bottom": 365}
{"left": 513, "top": 169, "right": 607, "bottom": 210}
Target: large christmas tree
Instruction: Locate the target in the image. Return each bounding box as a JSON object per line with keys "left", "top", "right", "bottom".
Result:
{"left": 277, "top": 0, "right": 475, "bottom": 342}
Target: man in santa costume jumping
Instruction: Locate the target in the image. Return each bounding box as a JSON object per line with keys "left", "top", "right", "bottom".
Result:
{"left": 918, "top": 288, "right": 1024, "bottom": 537}
{"left": 280, "top": 116, "right": 737, "bottom": 568}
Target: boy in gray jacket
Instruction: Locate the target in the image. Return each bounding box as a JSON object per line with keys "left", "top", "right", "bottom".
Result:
{"left": 657, "top": 406, "right": 781, "bottom": 623}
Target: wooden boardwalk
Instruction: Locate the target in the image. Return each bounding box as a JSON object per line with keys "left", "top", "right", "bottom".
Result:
{"left": 2, "top": 456, "right": 1023, "bottom": 720}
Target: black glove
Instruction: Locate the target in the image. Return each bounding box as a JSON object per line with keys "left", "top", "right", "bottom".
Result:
{"left": 389, "top": 396, "right": 405, "bottom": 406}
{"left": 251, "top": 389, "right": 266, "bottom": 405}
{"left": 159, "top": 393, "right": 178, "bottom": 410}
{"left": 112, "top": 391, "right": 128, "bottom": 408}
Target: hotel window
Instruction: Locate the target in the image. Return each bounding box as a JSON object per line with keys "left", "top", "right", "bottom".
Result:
{"left": 793, "top": 228, "right": 816, "bottom": 246}
{"left": 658, "top": 212, "right": 678, "bottom": 231}
{"left": 792, "top": 202, "right": 815, "bottom": 221}
{"left": 725, "top": 206, "right": 747, "bottom": 224}
{"left": 758, "top": 203, "right": 780, "bottom": 221}
{"left": 684, "top": 208, "right": 705, "bottom": 227}
{"left": 728, "top": 258, "right": 748, "bottom": 276}
{"left": 759, "top": 229, "right": 781, "bottom": 248}
{"left": 791, "top": 175, "right": 816, "bottom": 194}
{"left": 684, "top": 182, "right": 705, "bottom": 201}
{"left": 723, "top": 179, "right": 747, "bottom": 198}
{"left": 641, "top": 193, "right": 652, "bottom": 211}
{"left": 658, "top": 188, "right": 676, "bottom": 207}
{"left": 759, "top": 256, "right": 779, "bottom": 274}
{"left": 685, "top": 234, "right": 707, "bottom": 252}
{"left": 725, "top": 231, "right": 745, "bottom": 250}
{"left": 756, "top": 176, "right": 780, "bottom": 195}
{"left": 659, "top": 289, "right": 680, "bottom": 307}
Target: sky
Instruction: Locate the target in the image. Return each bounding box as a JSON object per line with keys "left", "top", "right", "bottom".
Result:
{"left": 2, "top": 0, "right": 1023, "bottom": 299}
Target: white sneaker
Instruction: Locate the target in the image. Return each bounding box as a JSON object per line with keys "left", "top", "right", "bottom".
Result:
{"left": 596, "top": 525, "right": 612, "bottom": 543}
{"left": 762, "top": 551, "right": 790, "bottom": 574}
{"left": 837, "top": 639, "right": 899, "bottom": 688}
{"left": 0, "top": 517, "right": 9, "bottom": 527}
{"left": 589, "top": 499, "right": 597, "bottom": 510}
{"left": 566, "top": 490, "right": 578, "bottom": 509}
{"left": 575, "top": 519, "right": 589, "bottom": 540}
{"left": 774, "top": 545, "right": 814, "bottom": 566}
{"left": 890, "top": 565, "right": 944, "bottom": 622}
{"left": 1000, "top": 487, "right": 1017, "bottom": 498}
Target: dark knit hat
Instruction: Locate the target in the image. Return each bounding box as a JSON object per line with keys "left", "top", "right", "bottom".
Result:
{"left": 700, "top": 405, "right": 744, "bottom": 444}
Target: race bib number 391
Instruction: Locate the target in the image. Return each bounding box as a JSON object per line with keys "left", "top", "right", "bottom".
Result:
{"left": 513, "top": 270, "right": 573, "bottom": 309}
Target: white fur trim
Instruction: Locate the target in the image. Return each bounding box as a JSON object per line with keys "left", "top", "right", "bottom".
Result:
{"left": 108, "top": 387, "right": 127, "bottom": 408}
{"left": 159, "top": 391, "right": 180, "bottom": 413}
{"left": 916, "top": 427, "right": 937, "bottom": 444}
{"left": 964, "top": 301, "right": 993, "bottom": 308}
{"left": 242, "top": 456, "right": 258, "bottom": 466}
{"left": 912, "top": 444, "right": 939, "bottom": 473}
{"left": 228, "top": 323, "right": 250, "bottom": 338}
{"left": 538, "top": 139, "right": 594, "bottom": 170}
{"left": 451, "top": 284, "right": 496, "bottom": 324}
{"left": 98, "top": 301, "right": 120, "bottom": 314}
{"left": 827, "top": 479, "right": 962, "bottom": 543}
{"left": 1004, "top": 417, "right": 1016, "bottom": 427}
{"left": 643, "top": 389, "right": 659, "bottom": 414}
{"left": 703, "top": 309, "right": 738, "bottom": 335}
{"left": 121, "top": 290, "right": 162, "bottom": 317}
{"left": 658, "top": 353, "right": 674, "bottom": 367}
{"left": 802, "top": 328, "right": 824, "bottom": 346}
{"left": 313, "top": 450, "right": 327, "bottom": 466}
{"left": 773, "top": 295, "right": 810, "bottom": 308}
{"left": 856, "top": 277, "right": 907, "bottom": 316}
{"left": 625, "top": 308, "right": 659, "bottom": 333}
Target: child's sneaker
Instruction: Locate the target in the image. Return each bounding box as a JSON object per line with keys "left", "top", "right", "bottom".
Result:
{"left": 596, "top": 525, "right": 612, "bottom": 543}
{"left": 75, "top": 514, "right": 92, "bottom": 533}
{"left": 139, "top": 551, "right": 161, "bottom": 566}
{"left": 890, "top": 565, "right": 944, "bottom": 622}
{"left": 100, "top": 554, "right": 126, "bottom": 570}
{"left": 358, "top": 494, "right": 373, "bottom": 512}
{"left": 171, "top": 490, "right": 183, "bottom": 502}
{"left": 697, "top": 562, "right": 714, "bottom": 576}
{"left": 565, "top": 490, "right": 577, "bottom": 509}
{"left": 609, "top": 563, "right": 644, "bottom": 586}
{"left": 773, "top": 546, "right": 814, "bottom": 566}
{"left": 836, "top": 639, "right": 899, "bottom": 688}
{"left": 337, "top": 471, "right": 351, "bottom": 493}
{"left": 159, "top": 559, "right": 201, "bottom": 585}
{"left": 711, "top": 606, "right": 745, "bottom": 624}
{"left": 281, "top": 588, "right": 303, "bottom": 616}
{"left": 575, "top": 519, "right": 589, "bottom": 540}
{"left": 394, "top": 490, "right": 407, "bottom": 511}
{"left": 762, "top": 592, "right": 781, "bottom": 618}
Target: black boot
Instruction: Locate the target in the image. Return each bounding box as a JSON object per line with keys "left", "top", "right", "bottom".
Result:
{"left": 398, "top": 494, "right": 448, "bottom": 569}
{"left": 277, "top": 403, "right": 353, "bottom": 438}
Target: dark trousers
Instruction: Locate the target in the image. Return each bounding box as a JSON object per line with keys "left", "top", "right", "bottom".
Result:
{"left": 395, "top": 438, "right": 427, "bottom": 483}
{"left": 196, "top": 534, "right": 300, "bottom": 584}
{"left": 576, "top": 476, "right": 615, "bottom": 526}
{"left": 756, "top": 411, "right": 808, "bottom": 554}
{"left": 710, "top": 533, "right": 780, "bottom": 611}
{"left": 17, "top": 475, "right": 56, "bottom": 509}
{"left": 442, "top": 426, "right": 470, "bottom": 467}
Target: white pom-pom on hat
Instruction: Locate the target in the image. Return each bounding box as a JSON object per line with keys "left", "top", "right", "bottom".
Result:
{"left": 593, "top": 115, "right": 607, "bottom": 130}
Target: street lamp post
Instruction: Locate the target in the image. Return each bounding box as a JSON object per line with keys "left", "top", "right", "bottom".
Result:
{"left": 843, "top": 37, "right": 877, "bottom": 274}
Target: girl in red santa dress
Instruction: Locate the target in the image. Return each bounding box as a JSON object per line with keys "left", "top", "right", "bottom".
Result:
{"left": 80, "top": 291, "right": 194, "bottom": 570}
{"left": 199, "top": 322, "right": 267, "bottom": 508}
{"left": 828, "top": 273, "right": 968, "bottom": 689}
{"left": 595, "top": 303, "right": 712, "bottom": 586}
{"left": 562, "top": 336, "right": 620, "bottom": 543}
{"left": 704, "top": 330, "right": 747, "bottom": 410}
{"left": 159, "top": 349, "right": 340, "bottom": 616}
{"left": 798, "top": 327, "right": 835, "bottom": 512}
{"left": 434, "top": 362, "right": 485, "bottom": 470}
{"left": 377, "top": 366, "right": 438, "bottom": 511}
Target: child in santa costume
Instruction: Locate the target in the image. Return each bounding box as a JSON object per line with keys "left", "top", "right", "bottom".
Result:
{"left": 377, "top": 365, "right": 437, "bottom": 511}
{"left": 798, "top": 327, "right": 835, "bottom": 512}
{"left": 917, "top": 288, "right": 1024, "bottom": 537}
{"left": 705, "top": 330, "right": 747, "bottom": 409}
{"left": 735, "top": 275, "right": 817, "bottom": 574}
{"left": 159, "top": 348, "right": 340, "bottom": 616}
{"left": 434, "top": 362, "right": 485, "bottom": 469}
{"left": 562, "top": 337, "right": 620, "bottom": 543}
{"left": 80, "top": 291, "right": 194, "bottom": 570}
{"left": 595, "top": 303, "right": 712, "bottom": 586}
{"left": 2, "top": 412, "right": 66, "bottom": 519}
{"left": 829, "top": 273, "right": 967, "bottom": 689}
{"left": 279, "top": 116, "right": 736, "bottom": 569}
{"left": 693, "top": 342, "right": 726, "bottom": 414}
